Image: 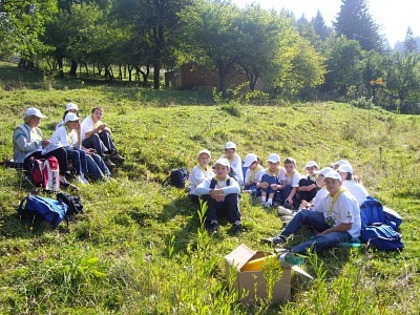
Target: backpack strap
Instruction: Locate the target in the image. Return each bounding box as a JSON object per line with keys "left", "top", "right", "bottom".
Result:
{"left": 210, "top": 178, "right": 217, "bottom": 189}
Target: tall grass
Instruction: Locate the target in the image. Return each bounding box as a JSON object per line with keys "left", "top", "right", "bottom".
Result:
{"left": 1, "top": 62, "right": 420, "bottom": 314}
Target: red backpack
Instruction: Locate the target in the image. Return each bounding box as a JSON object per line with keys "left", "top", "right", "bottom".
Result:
{"left": 28, "top": 156, "right": 60, "bottom": 192}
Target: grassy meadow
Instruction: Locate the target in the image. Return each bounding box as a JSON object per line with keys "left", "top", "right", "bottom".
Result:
{"left": 0, "top": 61, "right": 420, "bottom": 314}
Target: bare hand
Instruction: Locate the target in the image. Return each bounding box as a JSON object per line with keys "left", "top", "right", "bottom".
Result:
{"left": 270, "top": 184, "right": 281, "bottom": 190}
{"left": 259, "top": 182, "right": 269, "bottom": 189}
{"left": 41, "top": 140, "right": 50, "bottom": 147}
{"left": 209, "top": 189, "right": 224, "bottom": 202}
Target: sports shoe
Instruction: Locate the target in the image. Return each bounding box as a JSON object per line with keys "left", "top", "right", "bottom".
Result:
{"left": 231, "top": 223, "right": 241, "bottom": 235}
{"left": 280, "top": 215, "right": 294, "bottom": 223}
{"left": 207, "top": 221, "right": 219, "bottom": 233}
{"left": 278, "top": 206, "right": 294, "bottom": 216}
{"left": 261, "top": 235, "right": 287, "bottom": 245}
{"left": 75, "top": 175, "right": 88, "bottom": 184}
{"left": 110, "top": 151, "right": 125, "bottom": 162}
{"left": 103, "top": 156, "right": 116, "bottom": 168}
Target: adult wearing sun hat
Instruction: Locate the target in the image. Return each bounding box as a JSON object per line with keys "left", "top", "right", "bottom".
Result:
{"left": 189, "top": 149, "right": 215, "bottom": 204}
{"left": 13, "top": 107, "right": 70, "bottom": 178}
{"left": 263, "top": 170, "right": 361, "bottom": 254}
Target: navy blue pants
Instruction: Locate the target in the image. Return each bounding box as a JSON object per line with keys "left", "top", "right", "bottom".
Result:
{"left": 201, "top": 194, "right": 241, "bottom": 224}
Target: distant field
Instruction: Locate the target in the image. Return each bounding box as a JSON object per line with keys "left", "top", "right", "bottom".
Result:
{"left": 1, "top": 62, "right": 419, "bottom": 314}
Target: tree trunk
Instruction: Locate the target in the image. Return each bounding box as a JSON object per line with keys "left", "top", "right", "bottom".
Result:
{"left": 69, "top": 60, "right": 77, "bottom": 76}
{"left": 139, "top": 64, "right": 150, "bottom": 87}
{"left": 118, "top": 64, "right": 123, "bottom": 80}
{"left": 153, "top": 62, "right": 160, "bottom": 89}
{"left": 218, "top": 64, "right": 229, "bottom": 98}
{"left": 84, "top": 62, "right": 89, "bottom": 76}
{"left": 57, "top": 57, "right": 64, "bottom": 78}
{"left": 128, "top": 65, "right": 133, "bottom": 82}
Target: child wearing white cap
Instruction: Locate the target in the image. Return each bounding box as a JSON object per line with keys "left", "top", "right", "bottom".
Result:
{"left": 243, "top": 153, "right": 264, "bottom": 193}
{"left": 56, "top": 102, "right": 80, "bottom": 130}
{"left": 296, "top": 160, "right": 319, "bottom": 206}
{"left": 337, "top": 163, "right": 369, "bottom": 205}
{"left": 258, "top": 153, "right": 287, "bottom": 207}
{"left": 222, "top": 141, "right": 243, "bottom": 186}
{"left": 263, "top": 170, "right": 361, "bottom": 255}
{"left": 189, "top": 149, "right": 215, "bottom": 204}
{"left": 195, "top": 158, "right": 241, "bottom": 234}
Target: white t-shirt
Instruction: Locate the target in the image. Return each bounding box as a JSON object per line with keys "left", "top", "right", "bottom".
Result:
{"left": 189, "top": 165, "right": 215, "bottom": 195}
{"left": 285, "top": 171, "right": 301, "bottom": 187}
{"left": 244, "top": 165, "right": 265, "bottom": 184}
{"left": 80, "top": 116, "right": 103, "bottom": 142}
{"left": 315, "top": 190, "right": 361, "bottom": 239}
{"left": 50, "top": 126, "right": 78, "bottom": 147}
{"left": 342, "top": 180, "right": 369, "bottom": 205}
{"left": 312, "top": 188, "right": 329, "bottom": 209}
{"left": 222, "top": 153, "right": 243, "bottom": 185}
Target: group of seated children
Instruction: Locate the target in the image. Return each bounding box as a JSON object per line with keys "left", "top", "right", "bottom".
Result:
{"left": 189, "top": 142, "right": 369, "bottom": 249}
{"left": 13, "top": 104, "right": 125, "bottom": 188}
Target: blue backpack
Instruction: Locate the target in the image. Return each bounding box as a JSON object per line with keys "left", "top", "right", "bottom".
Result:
{"left": 359, "top": 196, "right": 404, "bottom": 251}
{"left": 17, "top": 195, "right": 68, "bottom": 228}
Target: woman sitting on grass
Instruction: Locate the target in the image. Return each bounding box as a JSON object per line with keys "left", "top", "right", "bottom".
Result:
{"left": 80, "top": 106, "right": 125, "bottom": 168}
{"left": 50, "top": 113, "right": 112, "bottom": 183}
{"left": 13, "top": 107, "right": 70, "bottom": 182}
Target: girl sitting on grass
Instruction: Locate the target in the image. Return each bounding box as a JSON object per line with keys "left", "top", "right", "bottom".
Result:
{"left": 189, "top": 149, "right": 214, "bottom": 205}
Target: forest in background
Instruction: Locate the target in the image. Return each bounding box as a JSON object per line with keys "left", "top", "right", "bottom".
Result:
{"left": 0, "top": 0, "right": 419, "bottom": 112}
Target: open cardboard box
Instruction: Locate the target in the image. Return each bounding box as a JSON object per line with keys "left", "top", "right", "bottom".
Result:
{"left": 224, "top": 244, "right": 291, "bottom": 304}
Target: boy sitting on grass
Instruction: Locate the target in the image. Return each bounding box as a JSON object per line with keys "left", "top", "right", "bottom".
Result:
{"left": 195, "top": 158, "right": 241, "bottom": 234}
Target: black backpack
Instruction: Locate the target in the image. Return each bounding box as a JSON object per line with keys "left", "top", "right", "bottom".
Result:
{"left": 163, "top": 168, "right": 189, "bottom": 189}
{"left": 56, "top": 192, "right": 84, "bottom": 215}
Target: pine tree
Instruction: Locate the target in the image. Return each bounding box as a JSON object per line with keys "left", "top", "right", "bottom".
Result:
{"left": 334, "top": 0, "right": 382, "bottom": 51}
{"left": 311, "top": 10, "right": 331, "bottom": 40}
{"left": 404, "top": 27, "right": 418, "bottom": 55}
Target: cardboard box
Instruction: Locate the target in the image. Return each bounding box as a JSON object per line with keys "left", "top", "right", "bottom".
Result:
{"left": 224, "top": 244, "right": 291, "bottom": 304}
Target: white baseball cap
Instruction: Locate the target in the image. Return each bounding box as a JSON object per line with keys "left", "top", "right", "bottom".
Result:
{"left": 65, "top": 102, "right": 79, "bottom": 111}
{"left": 214, "top": 158, "right": 230, "bottom": 168}
{"left": 64, "top": 112, "right": 80, "bottom": 123}
{"left": 243, "top": 153, "right": 258, "bottom": 167}
{"left": 198, "top": 149, "right": 211, "bottom": 159}
{"left": 24, "top": 108, "right": 46, "bottom": 119}
{"left": 337, "top": 163, "right": 353, "bottom": 174}
{"left": 315, "top": 167, "right": 334, "bottom": 177}
{"left": 224, "top": 142, "right": 237, "bottom": 150}
{"left": 324, "top": 170, "right": 341, "bottom": 181}
{"left": 334, "top": 159, "right": 350, "bottom": 167}
{"left": 304, "top": 161, "right": 318, "bottom": 169}
{"left": 267, "top": 153, "right": 280, "bottom": 163}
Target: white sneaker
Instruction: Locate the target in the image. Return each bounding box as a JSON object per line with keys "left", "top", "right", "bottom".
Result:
{"left": 278, "top": 206, "right": 294, "bottom": 216}
{"left": 281, "top": 215, "right": 294, "bottom": 223}
{"left": 76, "top": 175, "right": 88, "bottom": 184}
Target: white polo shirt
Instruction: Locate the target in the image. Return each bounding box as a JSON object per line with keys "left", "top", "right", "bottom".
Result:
{"left": 80, "top": 116, "right": 104, "bottom": 142}
{"left": 189, "top": 165, "right": 215, "bottom": 195}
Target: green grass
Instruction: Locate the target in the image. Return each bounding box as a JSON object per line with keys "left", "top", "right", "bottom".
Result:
{"left": 1, "top": 61, "right": 420, "bottom": 314}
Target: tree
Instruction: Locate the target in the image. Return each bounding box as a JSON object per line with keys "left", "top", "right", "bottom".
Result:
{"left": 360, "top": 50, "right": 386, "bottom": 101}
{"left": 311, "top": 10, "right": 332, "bottom": 41}
{"left": 0, "top": 0, "right": 57, "bottom": 65}
{"left": 114, "top": 0, "right": 191, "bottom": 89}
{"left": 404, "top": 27, "right": 418, "bottom": 55}
{"left": 178, "top": 1, "right": 242, "bottom": 97}
{"left": 323, "top": 35, "right": 363, "bottom": 95}
{"left": 235, "top": 6, "right": 296, "bottom": 91}
{"left": 334, "top": 0, "right": 382, "bottom": 51}
{"left": 385, "top": 52, "right": 420, "bottom": 108}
